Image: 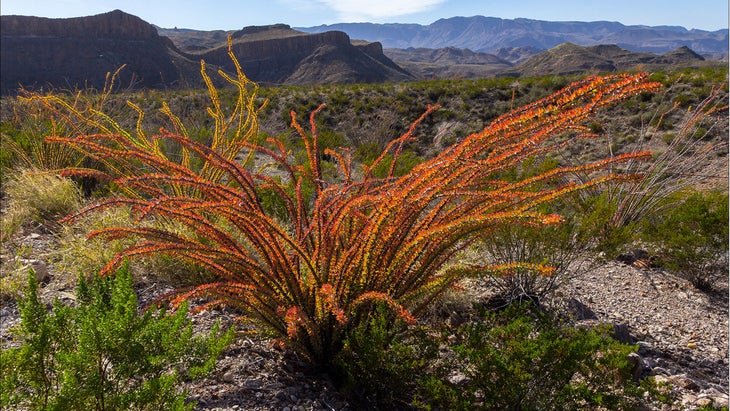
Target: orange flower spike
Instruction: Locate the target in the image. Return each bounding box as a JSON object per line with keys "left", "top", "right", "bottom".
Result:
{"left": 284, "top": 306, "right": 303, "bottom": 338}
{"left": 318, "top": 284, "right": 347, "bottom": 323}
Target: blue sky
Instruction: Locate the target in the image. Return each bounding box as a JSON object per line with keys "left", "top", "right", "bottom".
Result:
{"left": 1, "top": 0, "right": 727, "bottom": 31}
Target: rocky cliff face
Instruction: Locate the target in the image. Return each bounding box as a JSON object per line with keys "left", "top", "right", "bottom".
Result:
{"left": 191, "top": 26, "right": 412, "bottom": 85}
{"left": 1, "top": 10, "right": 188, "bottom": 94}
{"left": 1, "top": 9, "right": 158, "bottom": 39}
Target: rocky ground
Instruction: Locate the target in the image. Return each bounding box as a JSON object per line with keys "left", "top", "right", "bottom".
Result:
{"left": 560, "top": 260, "right": 729, "bottom": 410}
{"left": 1, "top": 227, "right": 728, "bottom": 410}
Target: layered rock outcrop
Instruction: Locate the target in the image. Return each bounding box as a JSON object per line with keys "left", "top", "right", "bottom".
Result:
{"left": 1, "top": 10, "right": 186, "bottom": 94}
{"left": 195, "top": 26, "right": 411, "bottom": 85}
{"left": 1, "top": 9, "right": 158, "bottom": 39}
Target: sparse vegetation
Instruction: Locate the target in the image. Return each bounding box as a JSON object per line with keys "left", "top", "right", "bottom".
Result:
{"left": 641, "top": 189, "right": 729, "bottom": 290}
{"left": 19, "top": 40, "right": 664, "bottom": 370}
{"left": 0, "top": 49, "right": 726, "bottom": 411}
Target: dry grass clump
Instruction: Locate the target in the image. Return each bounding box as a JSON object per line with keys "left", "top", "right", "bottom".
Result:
{"left": 1, "top": 169, "right": 82, "bottom": 242}
{"left": 0, "top": 169, "right": 82, "bottom": 298}
{"left": 51, "top": 205, "right": 136, "bottom": 284}
{"left": 0, "top": 246, "right": 37, "bottom": 300}
{"left": 52, "top": 205, "right": 214, "bottom": 287}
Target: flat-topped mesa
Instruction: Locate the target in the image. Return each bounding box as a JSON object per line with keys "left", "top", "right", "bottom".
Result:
{"left": 1, "top": 9, "right": 158, "bottom": 39}
{"left": 232, "top": 24, "right": 295, "bottom": 38}
{"left": 0, "top": 10, "right": 183, "bottom": 94}
{"left": 195, "top": 28, "right": 412, "bottom": 85}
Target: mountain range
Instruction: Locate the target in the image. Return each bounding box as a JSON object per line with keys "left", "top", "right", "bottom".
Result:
{"left": 0, "top": 10, "right": 726, "bottom": 95}
{"left": 299, "top": 16, "right": 728, "bottom": 58}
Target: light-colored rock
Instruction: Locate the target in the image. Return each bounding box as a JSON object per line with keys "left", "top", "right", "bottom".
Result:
{"left": 21, "top": 259, "right": 49, "bottom": 283}
{"left": 695, "top": 397, "right": 712, "bottom": 407}
{"left": 448, "top": 372, "right": 470, "bottom": 385}
{"left": 222, "top": 371, "right": 236, "bottom": 383}
{"left": 712, "top": 393, "right": 729, "bottom": 407}
{"left": 681, "top": 394, "right": 697, "bottom": 407}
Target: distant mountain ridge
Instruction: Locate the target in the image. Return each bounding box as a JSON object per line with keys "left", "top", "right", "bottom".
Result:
{"left": 1, "top": 10, "right": 726, "bottom": 95}
{"left": 383, "top": 42, "right": 711, "bottom": 80}
{"left": 298, "top": 16, "right": 728, "bottom": 58}
{"left": 383, "top": 47, "right": 514, "bottom": 79}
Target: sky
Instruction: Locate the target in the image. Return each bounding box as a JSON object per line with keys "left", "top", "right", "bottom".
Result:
{"left": 0, "top": 0, "right": 727, "bottom": 31}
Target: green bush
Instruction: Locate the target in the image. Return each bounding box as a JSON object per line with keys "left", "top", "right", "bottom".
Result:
{"left": 335, "top": 303, "right": 651, "bottom": 410}
{"left": 417, "top": 303, "right": 646, "bottom": 411}
{"left": 0, "top": 264, "right": 234, "bottom": 410}
{"left": 641, "top": 190, "right": 729, "bottom": 290}
{"left": 333, "top": 303, "right": 438, "bottom": 408}
{"left": 573, "top": 191, "right": 639, "bottom": 259}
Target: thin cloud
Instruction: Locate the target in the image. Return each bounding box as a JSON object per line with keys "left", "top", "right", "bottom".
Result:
{"left": 315, "top": 0, "right": 446, "bottom": 21}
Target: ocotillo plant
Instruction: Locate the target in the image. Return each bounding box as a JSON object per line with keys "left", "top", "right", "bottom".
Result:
{"left": 35, "top": 39, "right": 661, "bottom": 366}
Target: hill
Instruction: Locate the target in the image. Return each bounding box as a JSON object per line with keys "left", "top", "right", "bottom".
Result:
{"left": 299, "top": 16, "right": 729, "bottom": 59}
{"left": 191, "top": 25, "right": 412, "bottom": 85}
{"left": 383, "top": 47, "right": 513, "bottom": 79}
{"left": 507, "top": 43, "right": 710, "bottom": 77}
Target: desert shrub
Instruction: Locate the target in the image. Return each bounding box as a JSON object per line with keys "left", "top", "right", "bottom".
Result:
{"left": 578, "top": 85, "right": 727, "bottom": 258}
{"left": 417, "top": 303, "right": 645, "bottom": 411}
{"left": 476, "top": 213, "right": 592, "bottom": 306}
{"left": 0, "top": 113, "right": 83, "bottom": 174}
{"left": 474, "top": 156, "right": 595, "bottom": 305}
{"left": 641, "top": 189, "right": 729, "bottom": 290}
{"left": 336, "top": 303, "right": 650, "bottom": 410}
{"left": 333, "top": 303, "right": 438, "bottom": 409}
{"left": 0, "top": 68, "right": 137, "bottom": 183}
{"left": 0, "top": 264, "right": 234, "bottom": 410}
{"left": 567, "top": 190, "right": 640, "bottom": 259}
{"left": 27, "top": 36, "right": 663, "bottom": 367}
{"left": 369, "top": 150, "right": 424, "bottom": 178}
{"left": 661, "top": 132, "right": 676, "bottom": 145}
